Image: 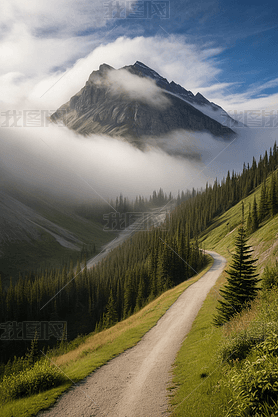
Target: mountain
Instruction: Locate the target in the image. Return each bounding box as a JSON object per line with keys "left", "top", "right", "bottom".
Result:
{"left": 51, "top": 61, "right": 236, "bottom": 154}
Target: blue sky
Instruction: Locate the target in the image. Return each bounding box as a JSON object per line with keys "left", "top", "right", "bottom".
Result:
{"left": 1, "top": 0, "right": 278, "bottom": 197}
{"left": 1, "top": 0, "right": 278, "bottom": 116}
{"left": 112, "top": 0, "right": 278, "bottom": 102}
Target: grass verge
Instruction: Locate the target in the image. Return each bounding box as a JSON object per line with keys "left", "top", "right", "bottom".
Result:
{"left": 169, "top": 269, "right": 231, "bottom": 416}
{"left": 0, "top": 259, "right": 213, "bottom": 417}
{"left": 169, "top": 183, "right": 278, "bottom": 416}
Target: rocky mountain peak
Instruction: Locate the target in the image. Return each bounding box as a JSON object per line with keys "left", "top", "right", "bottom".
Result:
{"left": 99, "top": 63, "right": 114, "bottom": 73}
{"left": 51, "top": 61, "right": 236, "bottom": 155}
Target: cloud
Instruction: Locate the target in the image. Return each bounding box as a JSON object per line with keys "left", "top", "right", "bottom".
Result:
{"left": 107, "top": 68, "right": 171, "bottom": 109}
{"left": 0, "top": 124, "right": 212, "bottom": 202}
{"left": 2, "top": 0, "right": 278, "bottom": 121}
{"left": 204, "top": 90, "right": 278, "bottom": 123}
{"left": 18, "top": 34, "right": 278, "bottom": 119}
{"left": 2, "top": 22, "right": 278, "bottom": 119}
{"left": 17, "top": 35, "right": 226, "bottom": 110}
{"left": 2, "top": 120, "right": 276, "bottom": 207}
{"left": 1, "top": 0, "right": 106, "bottom": 38}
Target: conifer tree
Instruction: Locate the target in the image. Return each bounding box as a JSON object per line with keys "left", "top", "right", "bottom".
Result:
{"left": 123, "top": 271, "right": 134, "bottom": 318}
{"left": 259, "top": 180, "right": 268, "bottom": 222}
{"left": 269, "top": 172, "right": 278, "bottom": 217}
{"left": 251, "top": 196, "right": 259, "bottom": 233}
{"left": 103, "top": 289, "right": 118, "bottom": 328}
{"left": 246, "top": 203, "right": 252, "bottom": 235}
{"left": 213, "top": 220, "right": 260, "bottom": 326}
{"left": 135, "top": 271, "right": 145, "bottom": 310}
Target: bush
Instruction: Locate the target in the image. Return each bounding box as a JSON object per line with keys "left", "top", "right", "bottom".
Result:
{"left": 226, "top": 333, "right": 278, "bottom": 416}
{"left": 262, "top": 264, "right": 278, "bottom": 290}
{"left": 220, "top": 321, "right": 268, "bottom": 363}
{"left": 0, "top": 359, "right": 67, "bottom": 402}
{"left": 256, "top": 331, "right": 278, "bottom": 356}
{"left": 0, "top": 356, "right": 32, "bottom": 382}
{"left": 220, "top": 336, "right": 258, "bottom": 362}
{"left": 227, "top": 355, "right": 278, "bottom": 416}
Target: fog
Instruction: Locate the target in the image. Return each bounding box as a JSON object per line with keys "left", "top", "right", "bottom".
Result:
{"left": 0, "top": 124, "right": 210, "bottom": 203}
{"left": 107, "top": 69, "right": 171, "bottom": 109}
{"left": 1, "top": 115, "right": 277, "bottom": 208}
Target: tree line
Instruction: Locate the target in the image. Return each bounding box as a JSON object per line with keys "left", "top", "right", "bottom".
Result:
{"left": 0, "top": 224, "right": 206, "bottom": 363}
{"left": 74, "top": 187, "right": 189, "bottom": 223}
{"left": 169, "top": 142, "right": 278, "bottom": 240}
{"left": 1, "top": 141, "right": 278, "bottom": 363}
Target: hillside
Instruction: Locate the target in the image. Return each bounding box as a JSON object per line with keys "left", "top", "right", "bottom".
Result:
{"left": 0, "top": 183, "right": 116, "bottom": 285}
{"left": 1, "top": 142, "right": 278, "bottom": 416}
{"left": 169, "top": 170, "right": 278, "bottom": 416}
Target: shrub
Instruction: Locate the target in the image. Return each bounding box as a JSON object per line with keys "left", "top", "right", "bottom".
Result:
{"left": 220, "top": 335, "right": 258, "bottom": 363}
{"left": 226, "top": 333, "right": 278, "bottom": 416}
{"left": 220, "top": 321, "right": 268, "bottom": 363}
{"left": 262, "top": 263, "right": 278, "bottom": 290}
{"left": 227, "top": 355, "right": 278, "bottom": 416}
{"left": 256, "top": 332, "right": 278, "bottom": 356}
{"left": 0, "top": 359, "right": 67, "bottom": 402}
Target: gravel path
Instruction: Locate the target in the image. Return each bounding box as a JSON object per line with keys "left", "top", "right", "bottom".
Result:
{"left": 38, "top": 251, "right": 226, "bottom": 417}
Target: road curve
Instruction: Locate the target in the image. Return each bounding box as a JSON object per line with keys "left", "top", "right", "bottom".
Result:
{"left": 38, "top": 251, "right": 226, "bottom": 417}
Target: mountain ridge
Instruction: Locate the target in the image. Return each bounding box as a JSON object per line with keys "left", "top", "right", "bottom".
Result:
{"left": 51, "top": 61, "right": 236, "bottom": 155}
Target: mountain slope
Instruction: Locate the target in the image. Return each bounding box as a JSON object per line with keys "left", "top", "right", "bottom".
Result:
{"left": 124, "top": 61, "right": 238, "bottom": 128}
{"left": 170, "top": 172, "right": 278, "bottom": 417}
{"left": 0, "top": 184, "right": 115, "bottom": 284}
{"left": 51, "top": 61, "right": 236, "bottom": 153}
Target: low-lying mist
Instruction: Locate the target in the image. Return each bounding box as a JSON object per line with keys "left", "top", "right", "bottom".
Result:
{"left": 1, "top": 121, "right": 277, "bottom": 209}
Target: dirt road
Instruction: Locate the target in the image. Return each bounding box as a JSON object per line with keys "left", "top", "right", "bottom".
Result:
{"left": 38, "top": 251, "right": 226, "bottom": 417}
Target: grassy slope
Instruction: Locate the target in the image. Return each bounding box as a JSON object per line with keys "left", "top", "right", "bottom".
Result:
{"left": 0, "top": 260, "right": 213, "bottom": 417}
{"left": 169, "top": 181, "right": 278, "bottom": 416}
{"left": 1, "top": 186, "right": 115, "bottom": 282}
{"left": 2, "top": 177, "right": 278, "bottom": 416}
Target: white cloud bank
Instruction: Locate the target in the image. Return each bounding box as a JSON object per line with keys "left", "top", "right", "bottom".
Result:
{"left": 1, "top": 8, "right": 278, "bottom": 203}
{"left": 0, "top": 124, "right": 212, "bottom": 202}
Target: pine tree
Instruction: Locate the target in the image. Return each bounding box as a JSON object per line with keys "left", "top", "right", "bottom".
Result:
{"left": 135, "top": 271, "right": 145, "bottom": 310}
{"left": 259, "top": 180, "right": 268, "bottom": 222}
{"left": 251, "top": 196, "right": 259, "bottom": 233}
{"left": 269, "top": 172, "right": 278, "bottom": 217}
{"left": 213, "top": 222, "right": 260, "bottom": 326}
{"left": 26, "top": 334, "right": 39, "bottom": 366}
{"left": 103, "top": 289, "right": 118, "bottom": 328}
{"left": 123, "top": 271, "right": 134, "bottom": 318}
{"left": 246, "top": 203, "right": 252, "bottom": 235}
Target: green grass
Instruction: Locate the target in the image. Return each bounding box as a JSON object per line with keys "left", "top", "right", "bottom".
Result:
{"left": 169, "top": 284, "right": 278, "bottom": 416}
{"left": 1, "top": 232, "right": 76, "bottom": 283}
{"left": 169, "top": 270, "right": 231, "bottom": 416}
{"left": 201, "top": 174, "right": 278, "bottom": 263}
{"left": 219, "top": 289, "right": 278, "bottom": 417}
{"left": 0, "top": 260, "right": 213, "bottom": 417}
{"left": 169, "top": 180, "right": 278, "bottom": 417}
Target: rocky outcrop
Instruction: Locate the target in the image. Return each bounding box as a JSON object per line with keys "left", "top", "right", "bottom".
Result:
{"left": 51, "top": 61, "right": 236, "bottom": 148}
